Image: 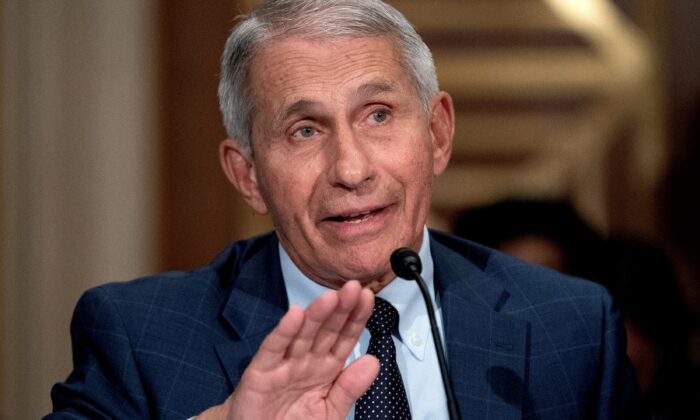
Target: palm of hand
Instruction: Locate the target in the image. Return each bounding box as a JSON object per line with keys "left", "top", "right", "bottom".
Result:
{"left": 222, "top": 281, "right": 379, "bottom": 420}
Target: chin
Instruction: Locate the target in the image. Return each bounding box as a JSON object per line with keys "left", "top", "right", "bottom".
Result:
{"left": 332, "top": 253, "right": 392, "bottom": 281}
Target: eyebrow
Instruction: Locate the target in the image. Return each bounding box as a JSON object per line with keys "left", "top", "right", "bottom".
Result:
{"left": 274, "top": 100, "right": 320, "bottom": 129}
{"left": 284, "top": 100, "right": 316, "bottom": 118}
{"left": 354, "top": 80, "right": 396, "bottom": 100}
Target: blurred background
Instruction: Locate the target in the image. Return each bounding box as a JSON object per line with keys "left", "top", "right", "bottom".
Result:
{"left": 2, "top": 0, "right": 698, "bottom": 418}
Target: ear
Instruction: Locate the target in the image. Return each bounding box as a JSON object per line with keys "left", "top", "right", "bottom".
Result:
{"left": 428, "top": 91, "right": 455, "bottom": 176}
{"left": 219, "top": 139, "right": 269, "bottom": 214}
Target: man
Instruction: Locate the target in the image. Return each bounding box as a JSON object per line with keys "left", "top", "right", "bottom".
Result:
{"left": 47, "top": 1, "right": 645, "bottom": 419}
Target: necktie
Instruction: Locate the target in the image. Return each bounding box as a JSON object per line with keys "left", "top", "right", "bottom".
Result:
{"left": 355, "top": 297, "right": 412, "bottom": 419}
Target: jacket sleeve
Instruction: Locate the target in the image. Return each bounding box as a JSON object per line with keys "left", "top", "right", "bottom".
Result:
{"left": 44, "top": 286, "right": 149, "bottom": 419}
{"left": 595, "top": 290, "right": 649, "bottom": 419}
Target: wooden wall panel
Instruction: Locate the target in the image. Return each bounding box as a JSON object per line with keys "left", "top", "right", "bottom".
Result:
{"left": 158, "top": 0, "right": 271, "bottom": 271}
{"left": 388, "top": 0, "right": 664, "bottom": 237}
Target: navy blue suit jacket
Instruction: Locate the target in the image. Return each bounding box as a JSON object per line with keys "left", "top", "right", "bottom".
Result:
{"left": 47, "top": 231, "right": 645, "bottom": 419}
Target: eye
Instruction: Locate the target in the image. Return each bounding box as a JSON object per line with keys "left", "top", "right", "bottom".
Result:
{"left": 294, "top": 126, "right": 317, "bottom": 138}
{"left": 371, "top": 110, "right": 388, "bottom": 123}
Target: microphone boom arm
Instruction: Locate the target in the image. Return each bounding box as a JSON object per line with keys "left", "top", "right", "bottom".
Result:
{"left": 410, "top": 267, "right": 462, "bottom": 420}
{"left": 391, "top": 247, "right": 462, "bottom": 420}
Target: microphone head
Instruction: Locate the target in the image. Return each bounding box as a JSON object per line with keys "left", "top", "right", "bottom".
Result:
{"left": 390, "top": 247, "right": 422, "bottom": 280}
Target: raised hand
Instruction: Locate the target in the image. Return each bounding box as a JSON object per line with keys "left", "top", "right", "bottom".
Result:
{"left": 198, "top": 280, "right": 378, "bottom": 420}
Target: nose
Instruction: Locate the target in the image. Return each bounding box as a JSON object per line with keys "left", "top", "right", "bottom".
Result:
{"left": 327, "top": 125, "right": 376, "bottom": 191}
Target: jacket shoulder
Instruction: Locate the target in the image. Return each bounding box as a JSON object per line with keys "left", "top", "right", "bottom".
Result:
{"left": 84, "top": 232, "right": 277, "bottom": 306}
{"left": 430, "top": 229, "right": 610, "bottom": 310}
{"left": 57, "top": 232, "right": 279, "bottom": 418}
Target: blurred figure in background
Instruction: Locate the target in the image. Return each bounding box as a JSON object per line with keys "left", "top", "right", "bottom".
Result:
{"left": 453, "top": 199, "right": 605, "bottom": 280}
{"left": 601, "top": 237, "right": 699, "bottom": 420}
{"left": 454, "top": 198, "right": 700, "bottom": 419}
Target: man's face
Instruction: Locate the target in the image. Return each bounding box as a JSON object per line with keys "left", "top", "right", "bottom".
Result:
{"left": 221, "top": 36, "right": 453, "bottom": 290}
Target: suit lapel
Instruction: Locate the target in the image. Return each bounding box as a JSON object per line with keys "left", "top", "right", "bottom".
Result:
{"left": 431, "top": 233, "right": 529, "bottom": 420}
{"left": 214, "top": 235, "right": 289, "bottom": 388}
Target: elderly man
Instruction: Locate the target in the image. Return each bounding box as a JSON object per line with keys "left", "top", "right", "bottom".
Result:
{"left": 47, "top": 1, "right": 644, "bottom": 419}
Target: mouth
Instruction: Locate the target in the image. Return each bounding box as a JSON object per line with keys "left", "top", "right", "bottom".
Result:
{"left": 324, "top": 206, "right": 388, "bottom": 224}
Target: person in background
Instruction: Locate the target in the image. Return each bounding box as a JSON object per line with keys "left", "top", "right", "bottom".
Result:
{"left": 453, "top": 199, "right": 605, "bottom": 280}
{"left": 601, "top": 238, "right": 699, "bottom": 420}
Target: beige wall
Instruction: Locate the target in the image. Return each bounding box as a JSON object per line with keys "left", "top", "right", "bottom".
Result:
{"left": 1, "top": 1, "right": 158, "bottom": 417}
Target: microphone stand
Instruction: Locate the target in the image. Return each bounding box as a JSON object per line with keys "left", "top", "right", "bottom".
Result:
{"left": 391, "top": 248, "right": 462, "bottom": 420}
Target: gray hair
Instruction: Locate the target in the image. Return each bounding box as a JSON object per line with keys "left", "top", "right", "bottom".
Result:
{"left": 217, "top": 0, "right": 438, "bottom": 152}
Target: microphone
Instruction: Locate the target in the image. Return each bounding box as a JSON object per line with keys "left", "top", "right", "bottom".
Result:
{"left": 391, "top": 247, "right": 462, "bottom": 420}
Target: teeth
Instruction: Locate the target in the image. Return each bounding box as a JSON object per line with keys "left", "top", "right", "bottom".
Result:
{"left": 343, "top": 211, "right": 373, "bottom": 223}
{"left": 345, "top": 210, "right": 372, "bottom": 218}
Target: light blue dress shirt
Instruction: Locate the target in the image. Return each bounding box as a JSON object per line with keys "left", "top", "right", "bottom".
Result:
{"left": 281, "top": 226, "right": 448, "bottom": 419}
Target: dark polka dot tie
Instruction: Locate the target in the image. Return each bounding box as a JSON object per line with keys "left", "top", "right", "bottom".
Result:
{"left": 355, "top": 297, "right": 412, "bottom": 419}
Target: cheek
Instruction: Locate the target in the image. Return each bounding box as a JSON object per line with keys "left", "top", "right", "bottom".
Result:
{"left": 256, "top": 163, "right": 292, "bottom": 210}
{"left": 394, "top": 138, "right": 434, "bottom": 185}
{"left": 257, "top": 160, "right": 318, "bottom": 221}
{"left": 380, "top": 140, "right": 434, "bottom": 212}
{"left": 403, "top": 143, "right": 435, "bottom": 212}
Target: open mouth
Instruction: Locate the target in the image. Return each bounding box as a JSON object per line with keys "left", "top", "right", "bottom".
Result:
{"left": 326, "top": 207, "right": 386, "bottom": 224}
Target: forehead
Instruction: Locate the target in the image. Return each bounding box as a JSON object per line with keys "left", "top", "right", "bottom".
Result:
{"left": 248, "top": 36, "right": 413, "bottom": 109}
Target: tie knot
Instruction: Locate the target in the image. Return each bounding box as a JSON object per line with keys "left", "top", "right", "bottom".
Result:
{"left": 366, "top": 297, "right": 399, "bottom": 336}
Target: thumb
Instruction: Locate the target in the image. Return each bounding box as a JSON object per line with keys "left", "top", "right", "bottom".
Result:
{"left": 327, "top": 355, "right": 380, "bottom": 416}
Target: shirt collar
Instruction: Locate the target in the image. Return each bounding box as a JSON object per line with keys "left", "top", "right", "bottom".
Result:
{"left": 280, "top": 226, "right": 436, "bottom": 361}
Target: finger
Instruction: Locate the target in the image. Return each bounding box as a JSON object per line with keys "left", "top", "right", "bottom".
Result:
{"left": 310, "top": 280, "right": 362, "bottom": 354}
{"left": 286, "top": 290, "right": 339, "bottom": 358}
{"left": 253, "top": 304, "right": 305, "bottom": 370}
{"left": 331, "top": 288, "right": 374, "bottom": 358}
{"left": 327, "top": 355, "right": 380, "bottom": 417}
